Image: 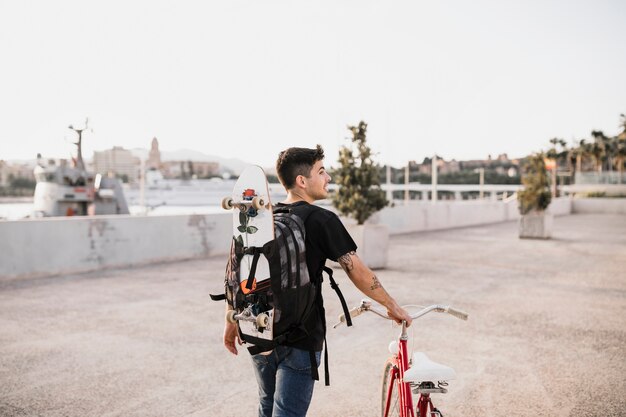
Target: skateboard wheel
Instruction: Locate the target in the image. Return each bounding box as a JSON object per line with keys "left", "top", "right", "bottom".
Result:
{"left": 238, "top": 204, "right": 247, "bottom": 213}
{"left": 226, "top": 310, "right": 237, "bottom": 324}
{"left": 221, "top": 197, "right": 234, "bottom": 210}
{"left": 251, "top": 196, "right": 265, "bottom": 210}
{"left": 256, "top": 313, "right": 269, "bottom": 328}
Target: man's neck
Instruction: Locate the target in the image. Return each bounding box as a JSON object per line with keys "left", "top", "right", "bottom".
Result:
{"left": 283, "top": 190, "right": 313, "bottom": 204}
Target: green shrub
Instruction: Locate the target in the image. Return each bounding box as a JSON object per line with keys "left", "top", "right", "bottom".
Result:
{"left": 518, "top": 153, "right": 552, "bottom": 215}
{"left": 332, "top": 121, "right": 388, "bottom": 225}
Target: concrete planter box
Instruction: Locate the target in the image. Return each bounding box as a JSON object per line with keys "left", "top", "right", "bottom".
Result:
{"left": 519, "top": 210, "right": 553, "bottom": 239}
{"left": 346, "top": 223, "right": 389, "bottom": 269}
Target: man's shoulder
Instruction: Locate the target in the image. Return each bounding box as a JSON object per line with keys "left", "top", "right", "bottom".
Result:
{"left": 299, "top": 203, "right": 338, "bottom": 223}
{"left": 278, "top": 201, "right": 331, "bottom": 216}
{"left": 276, "top": 202, "right": 342, "bottom": 228}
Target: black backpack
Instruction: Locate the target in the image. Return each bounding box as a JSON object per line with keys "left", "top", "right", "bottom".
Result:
{"left": 211, "top": 204, "right": 352, "bottom": 384}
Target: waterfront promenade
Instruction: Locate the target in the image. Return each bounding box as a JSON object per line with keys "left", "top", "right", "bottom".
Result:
{"left": 1, "top": 213, "right": 625, "bottom": 416}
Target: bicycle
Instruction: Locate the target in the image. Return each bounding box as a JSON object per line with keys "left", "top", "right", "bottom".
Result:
{"left": 334, "top": 299, "right": 468, "bottom": 417}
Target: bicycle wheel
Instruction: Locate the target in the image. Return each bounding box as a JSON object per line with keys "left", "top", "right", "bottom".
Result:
{"left": 381, "top": 359, "right": 401, "bottom": 417}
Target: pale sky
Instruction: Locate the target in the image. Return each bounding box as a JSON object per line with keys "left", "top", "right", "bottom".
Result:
{"left": 1, "top": 0, "right": 625, "bottom": 168}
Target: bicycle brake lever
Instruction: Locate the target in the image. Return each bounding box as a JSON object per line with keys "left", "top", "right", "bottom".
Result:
{"left": 332, "top": 314, "right": 352, "bottom": 329}
{"left": 333, "top": 305, "right": 364, "bottom": 329}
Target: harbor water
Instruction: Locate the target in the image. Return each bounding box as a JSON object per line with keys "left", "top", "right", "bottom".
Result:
{"left": 0, "top": 179, "right": 288, "bottom": 220}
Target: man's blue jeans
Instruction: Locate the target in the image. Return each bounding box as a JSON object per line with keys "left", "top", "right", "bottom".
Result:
{"left": 251, "top": 346, "right": 321, "bottom": 417}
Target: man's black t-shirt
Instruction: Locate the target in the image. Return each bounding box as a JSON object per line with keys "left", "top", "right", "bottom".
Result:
{"left": 275, "top": 201, "right": 357, "bottom": 352}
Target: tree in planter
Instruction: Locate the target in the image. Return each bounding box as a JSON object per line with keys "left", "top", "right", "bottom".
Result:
{"left": 332, "top": 121, "right": 388, "bottom": 224}
{"left": 518, "top": 153, "right": 552, "bottom": 215}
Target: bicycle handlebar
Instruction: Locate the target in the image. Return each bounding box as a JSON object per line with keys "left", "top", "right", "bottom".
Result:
{"left": 446, "top": 306, "right": 469, "bottom": 321}
{"left": 333, "top": 299, "right": 469, "bottom": 328}
{"left": 335, "top": 305, "right": 365, "bottom": 326}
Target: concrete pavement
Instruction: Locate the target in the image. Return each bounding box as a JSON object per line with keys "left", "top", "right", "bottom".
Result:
{"left": 1, "top": 213, "right": 625, "bottom": 416}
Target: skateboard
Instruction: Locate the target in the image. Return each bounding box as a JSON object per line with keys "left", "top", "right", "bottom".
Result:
{"left": 221, "top": 165, "right": 275, "bottom": 341}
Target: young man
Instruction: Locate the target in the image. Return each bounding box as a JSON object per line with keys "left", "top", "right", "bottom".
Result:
{"left": 223, "top": 145, "right": 412, "bottom": 417}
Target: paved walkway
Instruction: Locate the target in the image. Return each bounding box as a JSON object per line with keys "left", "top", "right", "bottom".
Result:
{"left": 1, "top": 214, "right": 625, "bottom": 417}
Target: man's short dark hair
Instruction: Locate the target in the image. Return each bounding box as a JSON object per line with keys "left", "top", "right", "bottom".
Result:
{"left": 276, "top": 145, "right": 325, "bottom": 189}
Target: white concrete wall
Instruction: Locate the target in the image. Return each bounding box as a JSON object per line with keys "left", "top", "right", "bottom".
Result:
{"left": 547, "top": 197, "right": 573, "bottom": 216}
{"left": 371, "top": 197, "right": 572, "bottom": 235}
{"left": 1, "top": 197, "right": 620, "bottom": 280}
{"left": 572, "top": 198, "right": 626, "bottom": 214}
{"left": 0, "top": 213, "right": 231, "bottom": 280}
{"left": 372, "top": 200, "right": 516, "bottom": 234}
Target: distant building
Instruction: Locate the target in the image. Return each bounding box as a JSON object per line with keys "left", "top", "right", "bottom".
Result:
{"left": 413, "top": 156, "right": 460, "bottom": 175}
{"left": 458, "top": 159, "right": 487, "bottom": 170}
{"left": 440, "top": 159, "right": 461, "bottom": 174}
{"left": 417, "top": 159, "right": 431, "bottom": 175}
{"left": 93, "top": 147, "right": 140, "bottom": 183}
{"left": 161, "top": 160, "right": 220, "bottom": 179}
{"left": 0, "top": 161, "right": 8, "bottom": 186}
{"left": 161, "top": 161, "right": 181, "bottom": 179}
{"left": 411, "top": 157, "right": 434, "bottom": 175}
{"left": 192, "top": 161, "right": 220, "bottom": 178}
{"left": 147, "top": 137, "right": 162, "bottom": 170}
{"left": 404, "top": 153, "right": 521, "bottom": 179}
{"left": 0, "top": 160, "right": 36, "bottom": 186}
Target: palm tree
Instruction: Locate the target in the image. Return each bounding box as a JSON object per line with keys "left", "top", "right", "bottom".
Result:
{"left": 615, "top": 114, "right": 626, "bottom": 183}
{"left": 619, "top": 114, "right": 626, "bottom": 140}
{"left": 573, "top": 139, "right": 586, "bottom": 174}
{"left": 546, "top": 137, "right": 568, "bottom": 164}
{"left": 546, "top": 137, "right": 570, "bottom": 189}
{"left": 590, "top": 130, "right": 608, "bottom": 172}
{"left": 567, "top": 140, "right": 581, "bottom": 180}
{"left": 613, "top": 138, "right": 626, "bottom": 183}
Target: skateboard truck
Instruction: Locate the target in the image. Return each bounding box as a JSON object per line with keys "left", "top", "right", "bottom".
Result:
{"left": 221, "top": 196, "right": 267, "bottom": 213}
{"left": 226, "top": 308, "right": 270, "bottom": 329}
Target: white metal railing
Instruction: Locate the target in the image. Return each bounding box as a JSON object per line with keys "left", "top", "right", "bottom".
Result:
{"left": 575, "top": 172, "right": 626, "bottom": 185}
{"left": 271, "top": 183, "right": 521, "bottom": 193}
{"left": 376, "top": 183, "right": 520, "bottom": 193}
{"left": 269, "top": 182, "right": 521, "bottom": 202}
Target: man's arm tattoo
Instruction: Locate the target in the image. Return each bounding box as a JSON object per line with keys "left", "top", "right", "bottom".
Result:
{"left": 370, "top": 275, "right": 383, "bottom": 291}
{"left": 338, "top": 251, "right": 356, "bottom": 272}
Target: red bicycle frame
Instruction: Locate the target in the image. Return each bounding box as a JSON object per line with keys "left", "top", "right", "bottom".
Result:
{"left": 334, "top": 299, "right": 468, "bottom": 417}
{"left": 382, "top": 321, "right": 441, "bottom": 417}
{"left": 383, "top": 322, "right": 414, "bottom": 417}
{"left": 416, "top": 394, "right": 436, "bottom": 417}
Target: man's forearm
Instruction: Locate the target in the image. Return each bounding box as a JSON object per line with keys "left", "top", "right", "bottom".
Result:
{"left": 338, "top": 252, "right": 396, "bottom": 309}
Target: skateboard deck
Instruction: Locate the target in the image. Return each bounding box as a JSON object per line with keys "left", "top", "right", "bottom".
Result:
{"left": 222, "top": 165, "right": 275, "bottom": 341}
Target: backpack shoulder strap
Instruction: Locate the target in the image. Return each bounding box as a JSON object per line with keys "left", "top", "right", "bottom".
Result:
{"left": 322, "top": 266, "right": 352, "bottom": 327}
{"left": 209, "top": 293, "right": 226, "bottom": 301}
{"left": 273, "top": 202, "right": 321, "bottom": 224}
{"left": 315, "top": 266, "right": 353, "bottom": 386}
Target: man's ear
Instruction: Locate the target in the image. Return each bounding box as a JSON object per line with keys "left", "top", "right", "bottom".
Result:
{"left": 295, "top": 175, "right": 306, "bottom": 188}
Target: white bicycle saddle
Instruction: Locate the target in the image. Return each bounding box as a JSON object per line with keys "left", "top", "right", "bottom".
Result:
{"left": 403, "top": 352, "right": 457, "bottom": 383}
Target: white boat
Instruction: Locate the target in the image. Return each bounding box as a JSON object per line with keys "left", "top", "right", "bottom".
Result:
{"left": 32, "top": 121, "right": 129, "bottom": 217}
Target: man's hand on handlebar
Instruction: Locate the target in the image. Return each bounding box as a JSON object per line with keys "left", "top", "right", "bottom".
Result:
{"left": 387, "top": 304, "right": 413, "bottom": 327}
